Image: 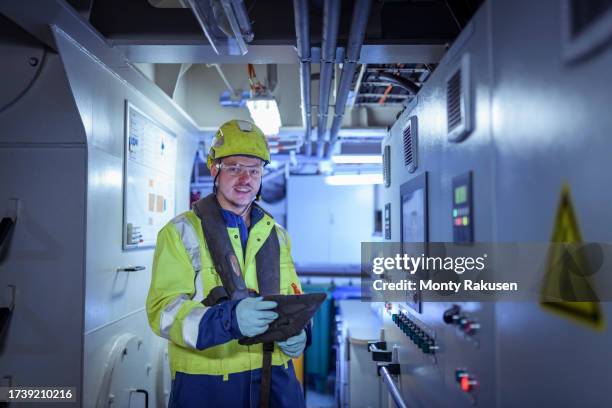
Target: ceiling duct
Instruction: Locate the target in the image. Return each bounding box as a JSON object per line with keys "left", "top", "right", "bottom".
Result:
{"left": 266, "top": 64, "right": 278, "bottom": 92}
{"left": 292, "top": 0, "right": 313, "bottom": 156}
{"left": 316, "top": 0, "right": 341, "bottom": 158}
{"left": 184, "top": 0, "right": 253, "bottom": 55}
{"left": 326, "top": 0, "right": 373, "bottom": 159}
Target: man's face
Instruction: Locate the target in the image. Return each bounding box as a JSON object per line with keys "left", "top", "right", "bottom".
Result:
{"left": 211, "top": 155, "right": 263, "bottom": 212}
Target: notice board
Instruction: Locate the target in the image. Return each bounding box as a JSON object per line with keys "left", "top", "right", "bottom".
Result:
{"left": 123, "top": 102, "right": 177, "bottom": 250}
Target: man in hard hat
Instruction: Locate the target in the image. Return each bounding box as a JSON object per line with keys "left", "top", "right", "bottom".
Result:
{"left": 147, "top": 120, "right": 307, "bottom": 407}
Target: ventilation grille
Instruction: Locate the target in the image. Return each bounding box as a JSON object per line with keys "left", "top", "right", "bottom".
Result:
{"left": 446, "top": 54, "right": 472, "bottom": 142}
{"left": 403, "top": 125, "right": 413, "bottom": 166}
{"left": 562, "top": 0, "right": 612, "bottom": 62}
{"left": 402, "top": 116, "right": 417, "bottom": 173}
{"left": 383, "top": 145, "right": 391, "bottom": 187}
{"left": 447, "top": 70, "right": 462, "bottom": 132}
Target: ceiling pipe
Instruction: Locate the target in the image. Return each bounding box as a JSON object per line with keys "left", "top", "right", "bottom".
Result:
{"left": 207, "top": 63, "right": 235, "bottom": 95}
{"left": 293, "top": 0, "right": 313, "bottom": 156}
{"left": 266, "top": 64, "right": 278, "bottom": 93}
{"left": 348, "top": 63, "right": 367, "bottom": 108}
{"left": 326, "top": 0, "right": 372, "bottom": 159}
{"left": 316, "top": 0, "right": 341, "bottom": 158}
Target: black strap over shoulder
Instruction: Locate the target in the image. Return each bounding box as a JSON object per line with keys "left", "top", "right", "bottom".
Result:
{"left": 255, "top": 221, "right": 280, "bottom": 296}
{"left": 192, "top": 194, "right": 281, "bottom": 299}
{"left": 193, "top": 194, "right": 250, "bottom": 301}
{"left": 259, "top": 342, "right": 275, "bottom": 408}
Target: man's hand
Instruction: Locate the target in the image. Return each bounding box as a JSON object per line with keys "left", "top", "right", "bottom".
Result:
{"left": 235, "top": 297, "right": 278, "bottom": 337}
{"left": 278, "top": 329, "right": 307, "bottom": 358}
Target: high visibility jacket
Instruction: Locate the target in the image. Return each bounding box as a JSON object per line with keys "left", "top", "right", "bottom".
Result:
{"left": 146, "top": 206, "right": 302, "bottom": 379}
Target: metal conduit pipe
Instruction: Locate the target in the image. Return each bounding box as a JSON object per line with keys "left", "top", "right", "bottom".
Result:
{"left": 230, "top": 0, "right": 255, "bottom": 42}
{"left": 326, "top": 0, "right": 372, "bottom": 158}
{"left": 301, "top": 61, "right": 313, "bottom": 156}
{"left": 293, "top": 0, "right": 313, "bottom": 156}
{"left": 316, "top": 0, "right": 341, "bottom": 158}
{"left": 380, "top": 366, "right": 409, "bottom": 408}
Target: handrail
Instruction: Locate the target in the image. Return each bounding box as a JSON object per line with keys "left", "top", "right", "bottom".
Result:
{"left": 0, "top": 285, "right": 16, "bottom": 339}
{"left": 132, "top": 389, "right": 149, "bottom": 408}
{"left": 1, "top": 198, "right": 19, "bottom": 256}
{"left": 0, "top": 217, "right": 15, "bottom": 249}
{"left": 0, "top": 307, "right": 11, "bottom": 337}
{"left": 116, "top": 266, "right": 146, "bottom": 272}
{"left": 0, "top": 199, "right": 18, "bottom": 338}
{"left": 380, "top": 365, "right": 408, "bottom": 408}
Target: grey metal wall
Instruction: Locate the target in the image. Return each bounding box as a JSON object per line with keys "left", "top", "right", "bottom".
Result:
{"left": 382, "top": 0, "right": 612, "bottom": 406}
{"left": 383, "top": 2, "right": 496, "bottom": 406}
{"left": 0, "top": 21, "right": 87, "bottom": 405}
{"left": 490, "top": 0, "right": 612, "bottom": 406}
{"left": 0, "top": 19, "right": 200, "bottom": 407}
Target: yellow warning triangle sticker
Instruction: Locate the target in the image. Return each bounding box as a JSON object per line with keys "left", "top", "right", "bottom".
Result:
{"left": 540, "top": 184, "right": 604, "bottom": 330}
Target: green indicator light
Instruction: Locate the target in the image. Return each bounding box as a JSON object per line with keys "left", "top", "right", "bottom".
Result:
{"left": 463, "top": 216, "right": 469, "bottom": 226}
{"left": 455, "top": 186, "right": 467, "bottom": 204}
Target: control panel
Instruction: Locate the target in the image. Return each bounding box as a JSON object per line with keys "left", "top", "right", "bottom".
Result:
{"left": 452, "top": 172, "right": 473, "bottom": 243}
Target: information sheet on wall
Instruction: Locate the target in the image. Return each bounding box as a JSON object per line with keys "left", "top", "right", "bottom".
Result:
{"left": 123, "top": 102, "right": 177, "bottom": 250}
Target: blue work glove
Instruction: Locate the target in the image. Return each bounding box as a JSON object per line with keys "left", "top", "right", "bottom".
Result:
{"left": 277, "top": 329, "right": 307, "bottom": 358}
{"left": 235, "top": 297, "right": 278, "bottom": 337}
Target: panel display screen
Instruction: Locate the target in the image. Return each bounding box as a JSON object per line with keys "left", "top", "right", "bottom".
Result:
{"left": 402, "top": 189, "right": 426, "bottom": 242}
{"left": 400, "top": 173, "right": 428, "bottom": 313}
{"left": 452, "top": 172, "right": 473, "bottom": 243}
{"left": 454, "top": 185, "right": 467, "bottom": 205}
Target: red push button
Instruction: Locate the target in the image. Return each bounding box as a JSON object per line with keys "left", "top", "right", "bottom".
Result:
{"left": 460, "top": 375, "right": 478, "bottom": 392}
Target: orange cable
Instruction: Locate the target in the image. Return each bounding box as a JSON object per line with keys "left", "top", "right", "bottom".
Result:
{"left": 379, "top": 84, "right": 393, "bottom": 105}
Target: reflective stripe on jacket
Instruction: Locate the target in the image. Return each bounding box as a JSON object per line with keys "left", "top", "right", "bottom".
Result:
{"left": 146, "top": 207, "right": 302, "bottom": 379}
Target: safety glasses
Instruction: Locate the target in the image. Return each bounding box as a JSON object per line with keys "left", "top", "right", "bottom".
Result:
{"left": 217, "top": 162, "right": 264, "bottom": 178}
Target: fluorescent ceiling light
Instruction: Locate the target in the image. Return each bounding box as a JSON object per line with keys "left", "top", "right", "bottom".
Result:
{"left": 325, "top": 173, "right": 383, "bottom": 186}
{"left": 331, "top": 155, "right": 383, "bottom": 164}
{"left": 246, "top": 97, "right": 282, "bottom": 136}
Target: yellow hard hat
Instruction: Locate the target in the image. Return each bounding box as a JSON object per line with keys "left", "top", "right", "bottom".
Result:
{"left": 207, "top": 120, "right": 271, "bottom": 169}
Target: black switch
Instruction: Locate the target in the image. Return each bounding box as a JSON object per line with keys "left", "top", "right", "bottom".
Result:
{"left": 443, "top": 305, "right": 461, "bottom": 324}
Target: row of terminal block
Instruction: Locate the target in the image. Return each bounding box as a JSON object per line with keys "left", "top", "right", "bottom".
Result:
{"left": 391, "top": 311, "right": 438, "bottom": 354}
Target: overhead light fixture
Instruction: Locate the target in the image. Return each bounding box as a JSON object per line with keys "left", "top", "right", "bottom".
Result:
{"left": 331, "top": 155, "right": 383, "bottom": 164}
{"left": 246, "top": 96, "right": 282, "bottom": 136}
{"left": 325, "top": 173, "right": 383, "bottom": 186}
